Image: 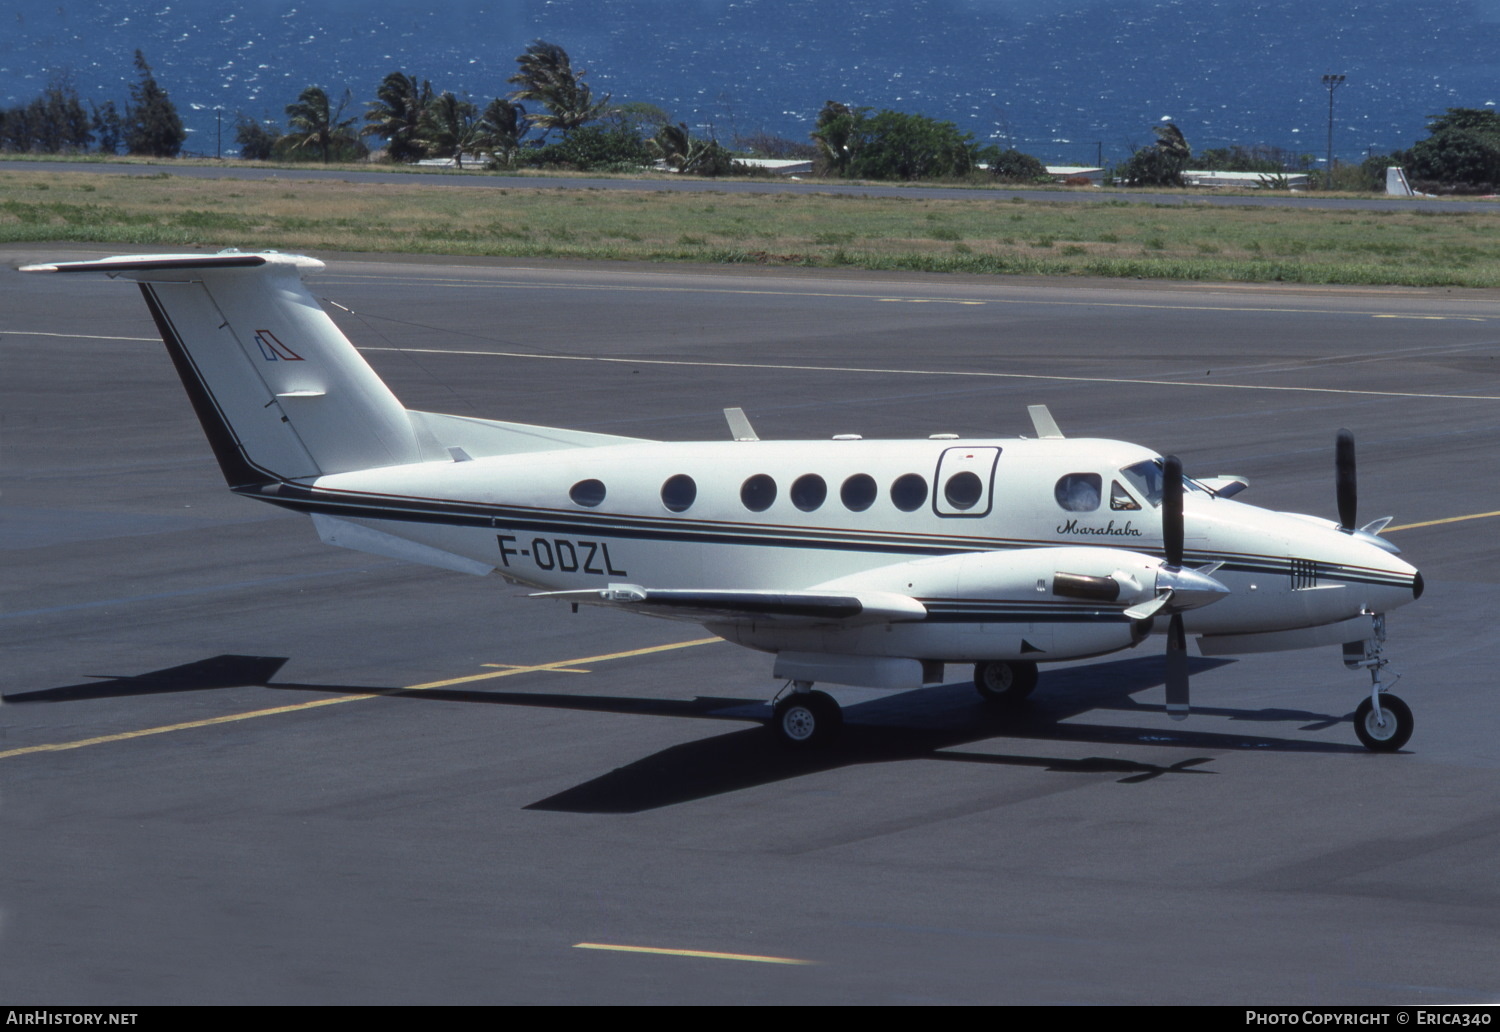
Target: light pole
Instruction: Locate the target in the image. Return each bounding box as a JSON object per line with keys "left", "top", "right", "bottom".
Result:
{"left": 1322, "top": 73, "right": 1346, "bottom": 188}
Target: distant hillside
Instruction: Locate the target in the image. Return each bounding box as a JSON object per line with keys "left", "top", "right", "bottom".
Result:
{"left": 3, "top": 0, "right": 1497, "bottom": 164}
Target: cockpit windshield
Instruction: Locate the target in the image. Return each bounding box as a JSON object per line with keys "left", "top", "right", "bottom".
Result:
{"left": 1119, "top": 458, "right": 1209, "bottom": 507}
{"left": 1120, "top": 459, "right": 1166, "bottom": 507}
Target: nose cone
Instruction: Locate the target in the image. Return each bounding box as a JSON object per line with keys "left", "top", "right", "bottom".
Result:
{"left": 1345, "top": 536, "right": 1423, "bottom": 614}
{"left": 1158, "top": 565, "right": 1231, "bottom": 611}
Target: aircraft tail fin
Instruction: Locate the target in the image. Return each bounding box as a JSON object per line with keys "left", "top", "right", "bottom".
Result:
{"left": 23, "top": 252, "right": 423, "bottom": 486}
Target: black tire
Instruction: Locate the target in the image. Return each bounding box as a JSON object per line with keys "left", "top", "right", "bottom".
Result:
{"left": 771, "top": 690, "right": 842, "bottom": 748}
{"left": 973, "top": 660, "right": 1039, "bottom": 704}
{"left": 1353, "top": 693, "right": 1413, "bottom": 752}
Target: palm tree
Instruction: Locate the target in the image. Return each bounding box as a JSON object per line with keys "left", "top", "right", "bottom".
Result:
{"left": 809, "top": 100, "right": 864, "bottom": 177}
{"left": 648, "top": 122, "right": 732, "bottom": 175}
{"left": 473, "top": 97, "right": 529, "bottom": 168}
{"left": 506, "top": 40, "right": 612, "bottom": 139}
{"left": 417, "top": 92, "right": 480, "bottom": 168}
{"left": 362, "top": 71, "right": 432, "bottom": 162}
{"left": 284, "top": 86, "right": 357, "bottom": 163}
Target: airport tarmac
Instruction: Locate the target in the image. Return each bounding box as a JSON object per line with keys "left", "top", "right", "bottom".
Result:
{"left": 3, "top": 246, "right": 1499, "bottom": 1004}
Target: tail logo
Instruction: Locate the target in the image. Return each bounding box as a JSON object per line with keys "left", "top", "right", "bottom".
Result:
{"left": 254, "top": 329, "right": 305, "bottom": 361}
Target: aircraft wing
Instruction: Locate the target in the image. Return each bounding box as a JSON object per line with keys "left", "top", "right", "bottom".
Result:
{"left": 531, "top": 584, "right": 928, "bottom": 626}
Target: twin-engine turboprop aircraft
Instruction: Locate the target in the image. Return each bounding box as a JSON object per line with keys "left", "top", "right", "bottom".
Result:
{"left": 23, "top": 251, "right": 1425, "bottom": 751}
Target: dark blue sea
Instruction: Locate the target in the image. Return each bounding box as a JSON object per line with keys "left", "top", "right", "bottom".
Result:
{"left": 3, "top": 0, "right": 1498, "bottom": 166}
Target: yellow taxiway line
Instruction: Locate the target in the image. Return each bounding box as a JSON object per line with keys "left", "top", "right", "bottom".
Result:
{"left": 4, "top": 504, "right": 1492, "bottom": 763}
{"left": 0, "top": 637, "right": 721, "bottom": 762}
{"left": 573, "top": 942, "right": 815, "bottom": 966}
{"left": 1387, "top": 510, "right": 1500, "bottom": 532}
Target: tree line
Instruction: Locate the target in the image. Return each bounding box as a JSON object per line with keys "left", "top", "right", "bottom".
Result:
{"left": 1, "top": 52, "right": 184, "bottom": 158}
{"left": 6, "top": 41, "right": 1500, "bottom": 192}
{"left": 1111, "top": 115, "right": 1500, "bottom": 194}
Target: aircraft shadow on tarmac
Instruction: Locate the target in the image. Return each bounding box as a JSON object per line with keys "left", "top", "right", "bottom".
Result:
{"left": 3, "top": 654, "right": 291, "bottom": 702}
{"left": 8, "top": 652, "right": 1372, "bottom": 812}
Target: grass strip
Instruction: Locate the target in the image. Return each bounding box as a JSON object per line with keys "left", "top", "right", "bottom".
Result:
{"left": 4, "top": 168, "right": 1499, "bottom": 287}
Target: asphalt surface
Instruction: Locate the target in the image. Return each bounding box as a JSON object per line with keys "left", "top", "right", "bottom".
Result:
{"left": 10, "top": 157, "right": 1500, "bottom": 211}
{"left": 3, "top": 247, "right": 1499, "bottom": 1005}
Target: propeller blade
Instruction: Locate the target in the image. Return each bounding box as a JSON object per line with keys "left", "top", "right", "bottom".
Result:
{"left": 1162, "top": 454, "right": 1184, "bottom": 567}
{"left": 1336, "top": 429, "right": 1357, "bottom": 531}
{"left": 1165, "top": 612, "right": 1189, "bottom": 721}
{"left": 1123, "top": 592, "right": 1170, "bottom": 621}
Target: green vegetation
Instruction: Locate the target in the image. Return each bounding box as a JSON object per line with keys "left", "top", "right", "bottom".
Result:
{"left": 988, "top": 149, "right": 1049, "bottom": 184}
{"left": 810, "top": 103, "right": 984, "bottom": 181}
{"left": 3, "top": 169, "right": 1498, "bottom": 287}
{"left": 123, "top": 52, "right": 186, "bottom": 158}
{"left": 506, "top": 39, "right": 613, "bottom": 138}
{"left": 1396, "top": 108, "right": 1500, "bottom": 194}
{"left": 0, "top": 53, "right": 186, "bottom": 158}
{"left": 1115, "top": 123, "right": 1192, "bottom": 187}
{"left": 283, "top": 86, "right": 363, "bottom": 164}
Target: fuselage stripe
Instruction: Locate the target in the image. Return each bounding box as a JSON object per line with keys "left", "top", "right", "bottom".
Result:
{"left": 244, "top": 484, "right": 1415, "bottom": 591}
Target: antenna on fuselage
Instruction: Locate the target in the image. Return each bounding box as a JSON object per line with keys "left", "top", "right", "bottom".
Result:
{"left": 724, "top": 407, "right": 760, "bottom": 442}
{"left": 1027, "top": 405, "right": 1065, "bottom": 439}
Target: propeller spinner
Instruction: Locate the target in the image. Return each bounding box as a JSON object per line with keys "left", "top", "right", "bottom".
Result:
{"left": 1118, "top": 455, "right": 1226, "bottom": 719}
{"left": 1050, "top": 454, "right": 1227, "bottom": 720}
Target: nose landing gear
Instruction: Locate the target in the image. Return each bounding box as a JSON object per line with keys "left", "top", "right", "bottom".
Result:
{"left": 1353, "top": 693, "right": 1413, "bottom": 752}
{"left": 1344, "top": 614, "right": 1413, "bottom": 752}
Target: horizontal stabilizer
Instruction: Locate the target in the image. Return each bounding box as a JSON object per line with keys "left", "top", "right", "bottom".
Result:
{"left": 24, "top": 250, "right": 418, "bottom": 485}
{"left": 20, "top": 253, "right": 285, "bottom": 275}
{"left": 532, "top": 584, "right": 927, "bottom": 625}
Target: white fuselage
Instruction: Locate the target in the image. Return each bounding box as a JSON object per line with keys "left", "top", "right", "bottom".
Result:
{"left": 293, "top": 435, "right": 1420, "bottom": 664}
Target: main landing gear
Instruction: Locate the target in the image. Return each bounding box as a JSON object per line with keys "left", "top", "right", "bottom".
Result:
{"left": 770, "top": 682, "right": 843, "bottom": 748}
{"left": 972, "top": 660, "right": 1038, "bottom": 704}
{"left": 1344, "top": 614, "right": 1413, "bottom": 753}
{"left": 767, "top": 662, "right": 1044, "bottom": 748}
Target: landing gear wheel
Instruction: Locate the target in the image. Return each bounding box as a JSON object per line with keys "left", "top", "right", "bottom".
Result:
{"left": 973, "top": 660, "right": 1038, "bottom": 704}
{"left": 771, "top": 690, "right": 842, "bottom": 748}
{"left": 1354, "top": 693, "right": 1413, "bottom": 752}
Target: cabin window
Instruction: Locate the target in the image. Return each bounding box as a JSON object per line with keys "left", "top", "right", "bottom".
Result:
{"left": 943, "top": 471, "right": 984, "bottom": 511}
{"left": 890, "top": 473, "right": 928, "bottom": 512}
{"left": 840, "top": 473, "right": 877, "bottom": 512}
{"left": 661, "top": 474, "right": 697, "bottom": 513}
{"left": 1054, "top": 473, "right": 1102, "bottom": 512}
{"left": 790, "top": 474, "right": 827, "bottom": 512}
{"left": 569, "top": 479, "right": 606, "bottom": 507}
{"left": 740, "top": 474, "right": 777, "bottom": 512}
{"left": 1110, "top": 480, "right": 1141, "bottom": 511}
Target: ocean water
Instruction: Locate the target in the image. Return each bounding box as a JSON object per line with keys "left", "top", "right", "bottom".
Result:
{"left": 3, "top": 0, "right": 1497, "bottom": 165}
